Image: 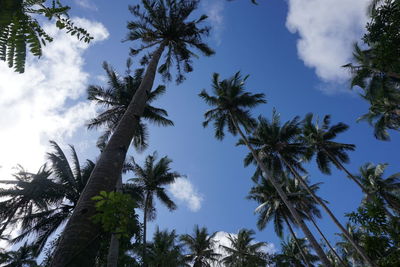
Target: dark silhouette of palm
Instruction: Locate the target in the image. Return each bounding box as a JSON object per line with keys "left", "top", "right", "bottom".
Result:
{"left": 52, "top": 1, "right": 214, "bottom": 261}
{"left": 274, "top": 236, "right": 319, "bottom": 267}
{"left": 356, "top": 163, "right": 400, "bottom": 214}
{"left": 179, "top": 225, "right": 220, "bottom": 266}
{"left": 199, "top": 72, "right": 266, "bottom": 140}
{"left": 220, "top": 229, "right": 269, "bottom": 267}
{"left": 0, "top": 242, "right": 38, "bottom": 267}
{"left": 242, "top": 113, "right": 377, "bottom": 267}
{"left": 87, "top": 61, "right": 173, "bottom": 150}
{"left": 199, "top": 73, "right": 331, "bottom": 266}
{"left": 0, "top": 141, "right": 94, "bottom": 254}
{"left": 146, "top": 227, "right": 186, "bottom": 267}
{"left": 128, "top": 152, "right": 182, "bottom": 264}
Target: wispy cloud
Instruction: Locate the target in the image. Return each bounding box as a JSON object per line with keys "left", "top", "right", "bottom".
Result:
{"left": 169, "top": 178, "right": 203, "bottom": 212}
{"left": 285, "top": 0, "right": 370, "bottom": 92}
{"left": 74, "top": 0, "right": 98, "bottom": 11}
{"left": 202, "top": 0, "right": 225, "bottom": 45}
{"left": 0, "top": 18, "right": 109, "bottom": 179}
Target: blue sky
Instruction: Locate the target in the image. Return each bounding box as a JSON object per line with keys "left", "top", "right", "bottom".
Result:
{"left": 1, "top": 0, "right": 399, "bottom": 254}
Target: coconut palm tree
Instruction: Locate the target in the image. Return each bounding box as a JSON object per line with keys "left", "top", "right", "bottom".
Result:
{"left": 87, "top": 60, "right": 173, "bottom": 151}
{"left": 273, "top": 236, "right": 319, "bottom": 267}
{"left": 52, "top": 1, "right": 214, "bottom": 263}
{"left": 247, "top": 172, "right": 324, "bottom": 267}
{"left": 127, "top": 152, "right": 182, "bottom": 265}
{"left": 87, "top": 60, "right": 173, "bottom": 267}
{"left": 146, "top": 227, "right": 186, "bottom": 267}
{"left": 220, "top": 229, "right": 269, "bottom": 267}
{"left": 199, "top": 72, "right": 331, "bottom": 266}
{"left": 179, "top": 225, "right": 220, "bottom": 266}
{"left": 356, "top": 163, "right": 400, "bottom": 214}
{"left": 0, "top": 141, "right": 94, "bottom": 255}
{"left": 0, "top": 242, "right": 39, "bottom": 267}
{"left": 242, "top": 113, "right": 377, "bottom": 267}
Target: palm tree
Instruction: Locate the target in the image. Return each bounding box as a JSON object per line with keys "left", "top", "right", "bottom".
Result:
{"left": 87, "top": 60, "right": 173, "bottom": 267}
{"left": 247, "top": 172, "right": 323, "bottom": 267}
{"left": 0, "top": 242, "right": 38, "bottom": 267}
{"left": 220, "top": 229, "right": 268, "bottom": 267}
{"left": 356, "top": 163, "right": 400, "bottom": 214}
{"left": 127, "top": 152, "right": 182, "bottom": 265}
{"left": 273, "top": 236, "right": 319, "bottom": 267}
{"left": 242, "top": 113, "right": 377, "bottom": 267}
{"left": 146, "top": 227, "right": 186, "bottom": 267}
{"left": 0, "top": 141, "right": 94, "bottom": 255}
{"left": 52, "top": 1, "right": 214, "bottom": 263}
{"left": 87, "top": 60, "right": 173, "bottom": 150}
{"left": 199, "top": 72, "right": 331, "bottom": 266}
{"left": 179, "top": 225, "right": 220, "bottom": 266}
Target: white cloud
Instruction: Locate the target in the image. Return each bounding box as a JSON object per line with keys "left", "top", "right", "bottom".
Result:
{"left": 0, "top": 18, "right": 109, "bottom": 179}
{"left": 169, "top": 178, "right": 203, "bottom": 212}
{"left": 286, "top": 0, "right": 370, "bottom": 89}
{"left": 74, "top": 0, "right": 98, "bottom": 11}
{"left": 202, "top": 0, "right": 225, "bottom": 45}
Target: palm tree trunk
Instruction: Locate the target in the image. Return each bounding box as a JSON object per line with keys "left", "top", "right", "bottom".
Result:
{"left": 142, "top": 192, "right": 150, "bottom": 267}
{"left": 308, "top": 215, "right": 346, "bottom": 267}
{"left": 106, "top": 176, "right": 123, "bottom": 267}
{"left": 283, "top": 216, "right": 311, "bottom": 267}
{"left": 324, "top": 149, "right": 395, "bottom": 219}
{"left": 282, "top": 161, "right": 377, "bottom": 267}
{"left": 50, "top": 42, "right": 167, "bottom": 267}
{"left": 228, "top": 113, "right": 332, "bottom": 267}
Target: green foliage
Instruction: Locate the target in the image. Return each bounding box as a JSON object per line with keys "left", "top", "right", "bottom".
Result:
{"left": 92, "top": 191, "right": 139, "bottom": 239}
{"left": 0, "top": 0, "right": 92, "bottom": 73}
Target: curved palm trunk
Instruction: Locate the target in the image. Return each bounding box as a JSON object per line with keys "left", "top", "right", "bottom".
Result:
{"left": 50, "top": 42, "right": 167, "bottom": 267}
{"left": 308, "top": 215, "right": 346, "bottom": 267}
{"left": 229, "top": 114, "right": 332, "bottom": 267}
{"left": 283, "top": 216, "right": 311, "bottom": 267}
{"left": 106, "top": 176, "right": 123, "bottom": 267}
{"left": 324, "top": 149, "right": 395, "bottom": 219}
{"left": 282, "top": 161, "right": 378, "bottom": 267}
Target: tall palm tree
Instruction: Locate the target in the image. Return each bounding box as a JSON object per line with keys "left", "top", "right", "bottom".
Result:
{"left": 220, "top": 229, "right": 269, "bottom": 267}
{"left": 87, "top": 60, "right": 173, "bottom": 267}
{"left": 0, "top": 141, "right": 94, "bottom": 255}
{"left": 52, "top": 1, "right": 214, "bottom": 263}
{"left": 247, "top": 172, "right": 324, "bottom": 267}
{"left": 87, "top": 60, "right": 173, "bottom": 151}
{"left": 199, "top": 72, "right": 331, "bottom": 266}
{"left": 179, "top": 225, "right": 220, "bottom": 266}
{"left": 273, "top": 236, "right": 319, "bottom": 267}
{"left": 356, "top": 163, "right": 400, "bottom": 214}
{"left": 127, "top": 152, "right": 182, "bottom": 265}
{"left": 242, "top": 113, "right": 377, "bottom": 267}
{"left": 146, "top": 227, "right": 186, "bottom": 267}
{"left": 0, "top": 242, "right": 38, "bottom": 267}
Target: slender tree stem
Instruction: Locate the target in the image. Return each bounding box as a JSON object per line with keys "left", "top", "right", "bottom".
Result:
{"left": 142, "top": 192, "right": 150, "bottom": 267}
{"left": 51, "top": 42, "right": 167, "bottom": 267}
{"left": 324, "top": 149, "right": 395, "bottom": 219}
{"left": 283, "top": 160, "right": 377, "bottom": 267}
{"left": 283, "top": 216, "right": 311, "bottom": 267}
{"left": 308, "top": 216, "right": 347, "bottom": 267}
{"left": 228, "top": 113, "right": 332, "bottom": 267}
{"left": 106, "top": 176, "right": 123, "bottom": 267}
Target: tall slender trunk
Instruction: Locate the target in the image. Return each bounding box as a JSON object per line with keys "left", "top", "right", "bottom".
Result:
{"left": 282, "top": 160, "right": 377, "bottom": 267}
{"left": 324, "top": 149, "right": 395, "bottom": 219}
{"left": 229, "top": 113, "right": 332, "bottom": 267}
{"left": 50, "top": 42, "right": 167, "bottom": 267}
{"left": 308, "top": 215, "right": 346, "bottom": 267}
{"left": 283, "top": 216, "right": 311, "bottom": 267}
{"left": 106, "top": 176, "right": 123, "bottom": 267}
{"left": 142, "top": 192, "right": 151, "bottom": 267}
